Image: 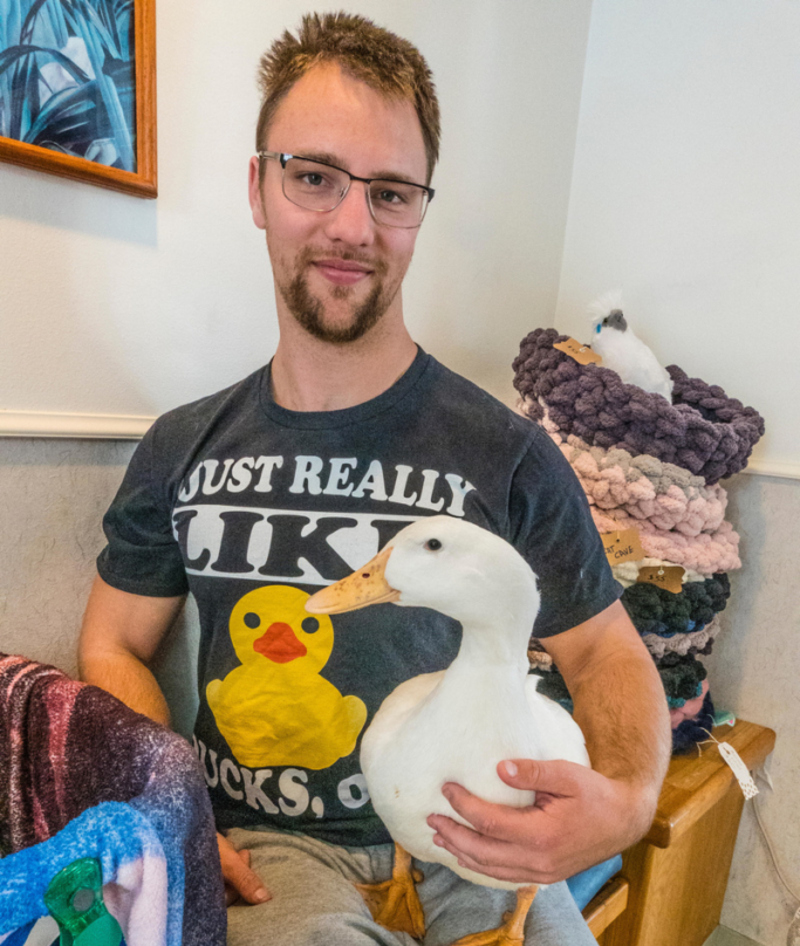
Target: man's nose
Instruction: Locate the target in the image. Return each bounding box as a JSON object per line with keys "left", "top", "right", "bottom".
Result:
{"left": 322, "top": 181, "right": 375, "bottom": 246}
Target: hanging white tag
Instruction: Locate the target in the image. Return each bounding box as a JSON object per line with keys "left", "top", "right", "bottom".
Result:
{"left": 718, "top": 742, "right": 759, "bottom": 800}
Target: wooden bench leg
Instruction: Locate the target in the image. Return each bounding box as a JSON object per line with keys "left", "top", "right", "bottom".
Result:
{"left": 583, "top": 876, "right": 629, "bottom": 941}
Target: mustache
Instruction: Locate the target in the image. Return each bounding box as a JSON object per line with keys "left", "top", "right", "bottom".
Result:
{"left": 297, "top": 246, "right": 388, "bottom": 276}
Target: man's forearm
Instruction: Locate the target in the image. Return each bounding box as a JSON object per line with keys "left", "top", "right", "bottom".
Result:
{"left": 547, "top": 600, "right": 672, "bottom": 835}
{"left": 569, "top": 642, "right": 671, "bottom": 828}
{"left": 78, "top": 575, "right": 184, "bottom": 728}
{"left": 79, "top": 647, "right": 172, "bottom": 727}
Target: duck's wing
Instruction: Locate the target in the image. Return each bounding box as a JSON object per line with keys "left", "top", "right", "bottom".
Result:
{"left": 524, "top": 675, "right": 591, "bottom": 768}
{"left": 360, "top": 671, "right": 444, "bottom": 773}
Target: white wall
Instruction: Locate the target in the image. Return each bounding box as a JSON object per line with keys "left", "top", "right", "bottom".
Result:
{"left": 557, "top": 3, "right": 800, "bottom": 943}
{"left": 555, "top": 0, "right": 800, "bottom": 474}
{"left": 0, "top": 0, "right": 593, "bottom": 427}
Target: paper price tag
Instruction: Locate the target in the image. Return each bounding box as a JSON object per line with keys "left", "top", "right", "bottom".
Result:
{"left": 636, "top": 565, "right": 685, "bottom": 594}
{"left": 553, "top": 338, "right": 603, "bottom": 366}
{"left": 718, "top": 743, "right": 759, "bottom": 800}
{"left": 601, "top": 529, "right": 646, "bottom": 566}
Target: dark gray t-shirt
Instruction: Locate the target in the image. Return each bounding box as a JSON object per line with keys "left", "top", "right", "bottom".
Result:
{"left": 98, "top": 349, "right": 620, "bottom": 845}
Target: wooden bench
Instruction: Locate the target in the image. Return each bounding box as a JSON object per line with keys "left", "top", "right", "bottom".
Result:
{"left": 581, "top": 719, "right": 776, "bottom": 944}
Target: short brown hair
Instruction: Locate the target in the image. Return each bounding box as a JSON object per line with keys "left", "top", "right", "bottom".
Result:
{"left": 256, "top": 12, "right": 440, "bottom": 183}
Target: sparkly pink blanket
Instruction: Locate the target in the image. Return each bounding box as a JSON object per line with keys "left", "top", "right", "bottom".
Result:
{"left": 0, "top": 653, "right": 225, "bottom": 945}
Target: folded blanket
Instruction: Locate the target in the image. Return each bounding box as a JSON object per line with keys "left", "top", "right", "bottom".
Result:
{"left": 642, "top": 615, "right": 721, "bottom": 659}
{"left": 656, "top": 652, "right": 708, "bottom": 709}
{"left": 549, "top": 430, "right": 728, "bottom": 536}
{"left": 672, "top": 690, "right": 716, "bottom": 755}
{"left": 621, "top": 574, "right": 731, "bottom": 637}
{"left": 669, "top": 679, "right": 710, "bottom": 728}
{"left": 531, "top": 611, "right": 722, "bottom": 664}
{"left": 591, "top": 509, "right": 741, "bottom": 574}
{"left": 513, "top": 328, "right": 765, "bottom": 484}
{"left": 0, "top": 654, "right": 225, "bottom": 946}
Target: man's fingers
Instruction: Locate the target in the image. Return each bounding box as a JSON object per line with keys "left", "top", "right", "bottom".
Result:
{"left": 226, "top": 852, "right": 270, "bottom": 904}
{"left": 429, "top": 809, "right": 509, "bottom": 851}
{"left": 439, "top": 783, "right": 539, "bottom": 843}
{"left": 441, "top": 841, "right": 559, "bottom": 886}
{"left": 498, "top": 758, "right": 590, "bottom": 796}
{"left": 429, "top": 815, "right": 559, "bottom": 885}
{"left": 217, "top": 833, "right": 270, "bottom": 906}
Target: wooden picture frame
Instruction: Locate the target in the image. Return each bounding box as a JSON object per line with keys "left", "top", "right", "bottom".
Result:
{"left": 0, "top": 0, "right": 157, "bottom": 198}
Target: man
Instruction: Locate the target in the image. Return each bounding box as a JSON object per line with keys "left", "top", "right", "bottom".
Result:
{"left": 79, "top": 12, "right": 670, "bottom": 946}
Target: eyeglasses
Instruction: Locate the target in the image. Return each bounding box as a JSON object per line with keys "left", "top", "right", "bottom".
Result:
{"left": 257, "top": 151, "right": 434, "bottom": 229}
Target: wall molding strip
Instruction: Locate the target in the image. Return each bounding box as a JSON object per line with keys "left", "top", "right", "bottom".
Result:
{"left": 0, "top": 410, "right": 156, "bottom": 440}
{"left": 0, "top": 412, "right": 798, "bottom": 482}
{"left": 742, "top": 459, "right": 800, "bottom": 481}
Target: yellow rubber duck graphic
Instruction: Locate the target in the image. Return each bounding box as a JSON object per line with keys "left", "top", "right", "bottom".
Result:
{"left": 207, "top": 585, "right": 367, "bottom": 769}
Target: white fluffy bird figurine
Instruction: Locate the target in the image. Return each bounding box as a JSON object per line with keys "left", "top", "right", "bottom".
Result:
{"left": 589, "top": 292, "right": 674, "bottom": 401}
{"left": 306, "top": 516, "right": 590, "bottom": 946}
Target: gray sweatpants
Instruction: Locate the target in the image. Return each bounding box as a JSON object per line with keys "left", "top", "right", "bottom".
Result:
{"left": 226, "top": 827, "right": 597, "bottom": 946}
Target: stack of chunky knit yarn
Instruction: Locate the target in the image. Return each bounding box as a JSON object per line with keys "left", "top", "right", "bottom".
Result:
{"left": 513, "top": 327, "right": 765, "bottom": 752}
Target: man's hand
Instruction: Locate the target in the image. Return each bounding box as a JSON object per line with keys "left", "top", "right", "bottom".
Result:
{"left": 426, "top": 758, "right": 657, "bottom": 885}
{"left": 217, "top": 832, "right": 271, "bottom": 907}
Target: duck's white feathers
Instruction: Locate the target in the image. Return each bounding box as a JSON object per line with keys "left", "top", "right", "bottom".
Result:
{"left": 361, "top": 666, "right": 589, "bottom": 890}
{"left": 311, "top": 516, "right": 592, "bottom": 891}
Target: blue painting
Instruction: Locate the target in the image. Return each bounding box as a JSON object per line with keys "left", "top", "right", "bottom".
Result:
{"left": 0, "top": 0, "right": 137, "bottom": 172}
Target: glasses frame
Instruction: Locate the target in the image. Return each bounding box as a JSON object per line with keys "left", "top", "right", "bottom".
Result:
{"left": 256, "top": 150, "right": 435, "bottom": 229}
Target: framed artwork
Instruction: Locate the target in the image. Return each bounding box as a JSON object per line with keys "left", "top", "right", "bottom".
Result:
{"left": 0, "top": 0, "right": 156, "bottom": 198}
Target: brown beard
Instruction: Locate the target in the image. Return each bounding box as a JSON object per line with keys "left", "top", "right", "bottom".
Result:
{"left": 279, "top": 248, "right": 392, "bottom": 344}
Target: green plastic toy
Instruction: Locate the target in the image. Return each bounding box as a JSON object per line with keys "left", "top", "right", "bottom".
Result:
{"left": 43, "top": 858, "right": 124, "bottom": 946}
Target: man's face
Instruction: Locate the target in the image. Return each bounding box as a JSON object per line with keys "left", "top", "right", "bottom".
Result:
{"left": 248, "top": 63, "right": 429, "bottom": 345}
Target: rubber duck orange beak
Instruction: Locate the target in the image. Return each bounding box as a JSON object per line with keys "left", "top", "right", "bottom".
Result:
{"left": 306, "top": 545, "right": 401, "bottom": 614}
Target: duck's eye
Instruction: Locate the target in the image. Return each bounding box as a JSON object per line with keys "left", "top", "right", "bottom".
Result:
{"left": 424, "top": 538, "right": 442, "bottom": 551}
{"left": 243, "top": 612, "right": 261, "bottom": 629}
{"left": 302, "top": 617, "right": 320, "bottom": 634}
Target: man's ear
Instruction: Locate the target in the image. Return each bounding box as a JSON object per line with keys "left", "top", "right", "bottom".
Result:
{"left": 248, "top": 156, "right": 267, "bottom": 230}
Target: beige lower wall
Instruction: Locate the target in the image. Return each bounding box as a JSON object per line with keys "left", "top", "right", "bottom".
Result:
{"left": 0, "top": 438, "right": 134, "bottom": 674}
{"left": 0, "top": 436, "right": 200, "bottom": 735}
{"left": 1, "top": 441, "right": 795, "bottom": 942}
{"left": 704, "top": 472, "right": 800, "bottom": 946}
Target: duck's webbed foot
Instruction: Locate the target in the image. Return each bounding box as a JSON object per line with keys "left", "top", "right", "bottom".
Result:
{"left": 356, "top": 843, "right": 426, "bottom": 940}
{"left": 450, "top": 885, "right": 538, "bottom": 946}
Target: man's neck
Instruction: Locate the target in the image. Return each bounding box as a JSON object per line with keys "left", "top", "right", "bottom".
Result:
{"left": 270, "top": 320, "right": 418, "bottom": 413}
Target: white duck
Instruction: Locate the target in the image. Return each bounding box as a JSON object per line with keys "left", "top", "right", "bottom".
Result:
{"left": 306, "top": 516, "right": 590, "bottom": 946}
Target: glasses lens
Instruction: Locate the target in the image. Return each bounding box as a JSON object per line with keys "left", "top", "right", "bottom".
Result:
{"left": 282, "top": 157, "right": 347, "bottom": 212}
{"left": 280, "top": 156, "right": 428, "bottom": 228}
{"left": 369, "top": 181, "right": 428, "bottom": 228}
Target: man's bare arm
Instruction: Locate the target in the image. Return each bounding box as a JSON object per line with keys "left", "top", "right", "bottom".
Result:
{"left": 427, "top": 600, "right": 671, "bottom": 883}
{"left": 78, "top": 574, "right": 186, "bottom": 726}
{"left": 549, "top": 598, "right": 671, "bottom": 825}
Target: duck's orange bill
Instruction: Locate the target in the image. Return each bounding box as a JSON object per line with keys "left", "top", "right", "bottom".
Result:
{"left": 306, "top": 545, "right": 401, "bottom": 614}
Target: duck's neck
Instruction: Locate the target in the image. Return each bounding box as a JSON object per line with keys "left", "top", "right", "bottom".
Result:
{"left": 447, "top": 616, "right": 532, "bottom": 683}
